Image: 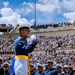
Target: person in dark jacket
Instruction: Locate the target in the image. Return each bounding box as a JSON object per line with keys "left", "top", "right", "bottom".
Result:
{"left": 0, "top": 67, "right": 4, "bottom": 75}
{"left": 2, "top": 62, "right": 10, "bottom": 75}
{"left": 11, "top": 24, "right": 38, "bottom": 75}
{"left": 44, "top": 60, "right": 57, "bottom": 75}
{"left": 35, "top": 64, "right": 44, "bottom": 75}
{"left": 0, "top": 58, "right": 4, "bottom": 75}
{"left": 30, "top": 64, "right": 36, "bottom": 75}
{"left": 56, "top": 66, "right": 64, "bottom": 75}
{"left": 68, "top": 67, "right": 74, "bottom": 75}
{"left": 63, "top": 65, "right": 70, "bottom": 75}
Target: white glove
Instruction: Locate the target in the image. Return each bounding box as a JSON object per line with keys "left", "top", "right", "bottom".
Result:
{"left": 31, "top": 34, "right": 36, "bottom": 40}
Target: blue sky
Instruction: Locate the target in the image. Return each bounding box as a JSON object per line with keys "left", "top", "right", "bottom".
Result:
{"left": 0, "top": 0, "right": 75, "bottom": 26}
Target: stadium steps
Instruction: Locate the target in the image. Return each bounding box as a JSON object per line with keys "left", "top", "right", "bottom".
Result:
{"left": 65, "top": 25, "right": 74, "bottom": 30}
{"left": 51, "top": 26, "right": 68, "bottom": 31}
{"left": 30, "top": 28, "right": 38, "bottom": 32}
{"left": 38, "top": 26, "right": 68, "bottom": 32}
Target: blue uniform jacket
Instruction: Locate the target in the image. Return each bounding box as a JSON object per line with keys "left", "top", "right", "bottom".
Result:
{"left": 35, "top": 72, "right": 44, "bottom": 75}
{"left": 57, "top": 72, "right": 64, "bottom": 75}
{"left": 44, "top": 69, "right": 57, "bottom": 75}
{"left": 63, "top": 73, "right": 70, "bottom": 75}
{"left": 30, "top": 70, "right": 36, "bottom": 75}
{"left": 14, "top": 36, "right": 37, "bottom": 56}
{"left": 11, "top": 36, "right": 37, "bottom": 74}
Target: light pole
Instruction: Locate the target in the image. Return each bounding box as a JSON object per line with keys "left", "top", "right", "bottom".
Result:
{"left": 34, "top": 0, "right": 36, "bottom": 26}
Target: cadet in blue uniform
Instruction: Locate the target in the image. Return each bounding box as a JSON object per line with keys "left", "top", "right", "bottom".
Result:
{"left": 15, "top": 25, "right": 37, "bottom": 56}
{"left": 35, "top": 64, "right": 44, "bottom": 75}
{"left": 44, "top": 60, "right": 57, "bottom": 75}
{"left": 12, "top": 25, "right": 38, "bottom": 75}
{"left": 63, "top": 65, "right": 70, "bottom": 75}
{"left": 56, "top": 66, "right": 64, "bottom": 75}
{"left": 30, "top": 64, "right": 36, "bottom": 75}
{"left": 68, "top": 67, "right": 74, "bottom": 75}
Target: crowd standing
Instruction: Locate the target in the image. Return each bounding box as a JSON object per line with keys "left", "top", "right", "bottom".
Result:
{"left": 31, "top": 22, "right": 72, "bottom": 29}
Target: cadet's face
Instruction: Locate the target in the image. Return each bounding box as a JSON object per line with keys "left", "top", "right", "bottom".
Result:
{"left": 3, "top": 66, "right": 9, "bottom": 71}
{"left": 38, "top": 67, "right": 43, "bottom": 72}
{"left": 68, "top": 70, "right": 72, "bottom": 74}
{"left": 56, "top": 67, "right": 61, "bottom": 72}
{"left": 21, "top": 30, "right": 30, "bottom": 38}
{"left": 48, "top": 63, "right": 53, "bottom": 69}
{"left": 30, "top": 66, "right": 34, "bottom": 71}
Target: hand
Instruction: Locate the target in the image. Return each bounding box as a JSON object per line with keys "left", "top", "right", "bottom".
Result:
{"left": 31, "top": 35, "right": 36, "bottom": 40}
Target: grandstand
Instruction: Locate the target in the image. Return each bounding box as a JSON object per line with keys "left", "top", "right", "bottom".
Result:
{"left": 12, "top": 22, "right": 74, "bottom": 32}
{"left": 0, "top": 22, "right": 75, "bottom": 54}
{"left": 0, "top": 22, "right": 75, "bottom": 39}
{"left": 0, "top": 24, "right": 13, "bottom": 33}
{"left": 9, "top": 22, "right": 75, "bottom": 36}
{"left": 0, "top": 22, "right": 75, "bottom": 75}
{"left": 0, "top": 22, "right": 75, "bottom": 56}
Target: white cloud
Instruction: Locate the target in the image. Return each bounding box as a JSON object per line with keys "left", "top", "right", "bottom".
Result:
{"left": 0, "top": 7, "right": 31, "bottom": 27}
{"left": 0, "top": 7, "right": 13, "bottom": 17}
{"left": 39, "top": 0, "right": 75, "bottom": 15}
{"left": 14, "top": 0, "right": 75, "bottom": 24}
{"left": 15, "top": 2, "right": 34, "bottom": 15}
{"left": 36, "top": 0, "right": 60, "bottom": 13}
{"left": 15, "top": 0, "right": 60, "bottom": 24}
{"left": 36, "top": 0, "right": 75, "bottom": 23}
{"left": 1, "top": 0, "right": 75, "bottom": 26}
{"left": 3, "top": 1, "right": 9, "bottom": 7}
{"left": 61, "top": 0, "right": 75, "bottom": 11}
{"left": 15, "top": 0, "right": 57, "bottom": 18}
{"left": 22, "top": 2, "right": 34, "bottom": 9}
{"left": 29, "top": 19, "right": 35, "bottom": 25}
{"left": 63, "top": 11, "right": 75, "bottom": 22}
{"left": 38, "top": 0, "right": 49, "bottom": 4}
{"left": 62, "top": 0, "right": 75, "bottom": 22}
{"left": 17, "top": 0, "right": 58, "bottom": 15}
{"left": 36, "top": 3, "right": 55, "bottom": 13}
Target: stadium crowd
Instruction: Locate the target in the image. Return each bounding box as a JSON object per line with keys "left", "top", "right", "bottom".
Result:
{"left": 0, "top": 34, "right": 75, "bottom": 52}
{"left": 0, "top": 38, "right": 15, "bottom": 52}
{"left": 30, "top": 52, "right": 75, "bottom": 75}
{"left": 0, "top": 51, "right": 75, "bottom": 75}
{"left": 0, "top": 34, "right": 75, "bottom": 75}
{"left": 31, "top": 22, "right": 72, "bottom": 29}
{"left": 35, "top": 34, "right": 75, "bottom": 52}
